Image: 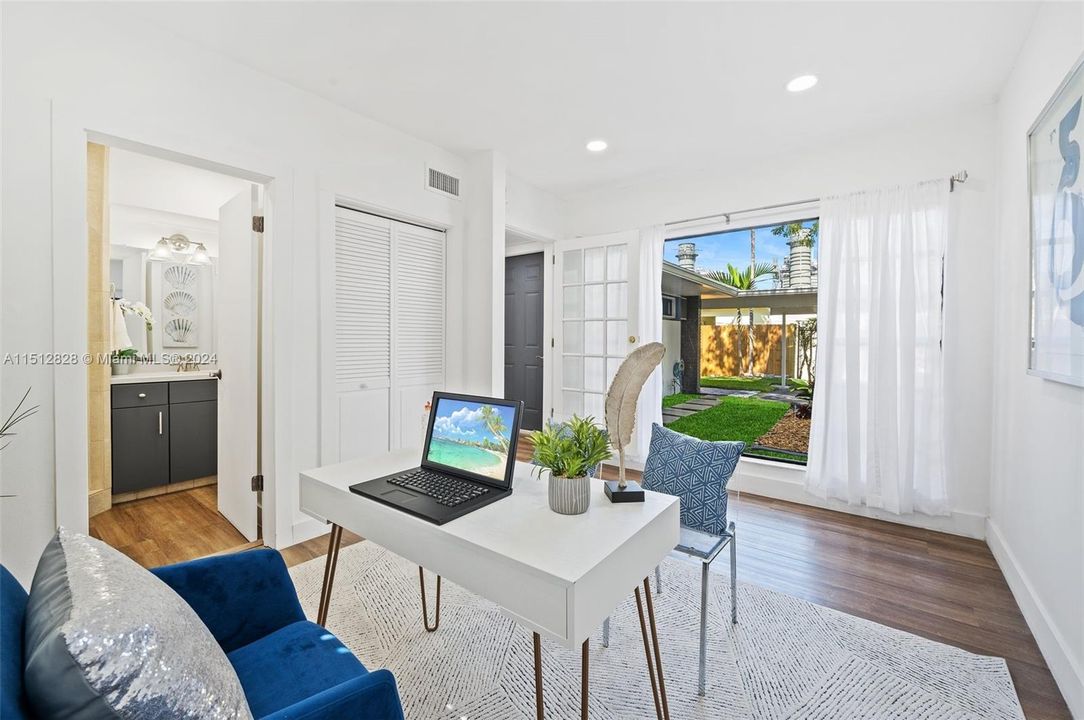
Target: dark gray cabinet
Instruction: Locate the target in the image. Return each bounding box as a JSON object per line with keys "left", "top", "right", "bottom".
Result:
{"left": 111, "top": 380, "right": 218, "bottom": 494}
{"left": 111, "top": 404, "right": 170, "bottom": 494}
{"left": 170, "top": 399, "right": 217, "bottom": 482}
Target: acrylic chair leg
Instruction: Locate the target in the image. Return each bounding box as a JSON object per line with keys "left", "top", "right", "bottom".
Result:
{"left": 602, "top": 616, "right": 610, "bottom": 648}
{"left": 698, "top": 560, "right": 709, "bottom": 696}
{"left": 730, "top": 521, "right": 738, "bottom": 625}
{"left": 655, "top": 564, "right": 663, "bottom": 594}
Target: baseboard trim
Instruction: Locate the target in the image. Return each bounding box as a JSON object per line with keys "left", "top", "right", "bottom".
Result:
{"left": 986, "top": 519, "right": 1084, "bottom": 718}
{"left": 730, "top": 458, "right": 987, "bottom": 539}
{"left": 288, "top": 516, "right": 332, "bottom": 549}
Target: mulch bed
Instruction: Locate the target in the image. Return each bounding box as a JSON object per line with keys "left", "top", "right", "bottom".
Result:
{"left": 756, "top": 410, "right": 811, "bottom": 453}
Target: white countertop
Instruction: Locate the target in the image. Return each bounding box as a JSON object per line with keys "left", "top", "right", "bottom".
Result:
{"left": 111, "top": 370, "right": 219, "bottom": 385}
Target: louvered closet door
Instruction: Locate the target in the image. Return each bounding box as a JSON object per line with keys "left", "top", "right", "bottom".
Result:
{"left": 334, "top": 208, "right": 393, "bottom": 461}
{"left": 393, "top": 223, "right": 446, "bottom": 450}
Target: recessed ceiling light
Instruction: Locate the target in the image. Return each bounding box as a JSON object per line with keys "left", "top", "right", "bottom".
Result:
{"left": 586, "top": 139, "right": 608, "bottom": 152}
{"left": 786, "top": 75, "right": 818, "bottom": 93}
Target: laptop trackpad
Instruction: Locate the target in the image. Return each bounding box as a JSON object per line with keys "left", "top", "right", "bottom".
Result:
{"left": 380, "top": 488, "right": 418, "bottom": 503}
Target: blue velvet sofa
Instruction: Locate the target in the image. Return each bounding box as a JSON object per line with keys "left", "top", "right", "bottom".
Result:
{"left": 1, "top": 548, "right": 404, "bottom": 720}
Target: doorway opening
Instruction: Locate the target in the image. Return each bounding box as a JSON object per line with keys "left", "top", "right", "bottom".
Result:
{"left": 86, "top": 141, "right": 267, "bottom": 567}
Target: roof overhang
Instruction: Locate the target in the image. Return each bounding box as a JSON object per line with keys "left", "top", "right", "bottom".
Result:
{"left": 661, "top": 261, "right": 737, "bottom": 297}
{"left": 702, "top": 288, "right": 817, "bottom": 314}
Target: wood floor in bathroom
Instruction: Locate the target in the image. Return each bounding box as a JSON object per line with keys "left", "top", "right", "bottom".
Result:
{"left": 89, "top": 485, "right": 249, "bottom": 567}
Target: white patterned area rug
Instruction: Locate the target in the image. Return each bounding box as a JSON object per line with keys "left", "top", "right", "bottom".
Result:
{"left": 289, "top": 542, "right": 1024, "bottom": 720}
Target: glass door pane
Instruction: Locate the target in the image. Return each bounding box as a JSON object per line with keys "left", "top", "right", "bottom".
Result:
{"left": 554, "top": 232, "right": 638, "bottom": 424}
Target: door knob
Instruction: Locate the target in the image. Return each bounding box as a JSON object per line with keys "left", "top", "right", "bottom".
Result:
{"left": 628, "top": 335, "right": 637, "bottom": 343}
{"left": 138, "top": 393, "right": 147, "bottom": 398}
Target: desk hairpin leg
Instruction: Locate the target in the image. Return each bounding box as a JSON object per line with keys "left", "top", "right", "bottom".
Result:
{"left": 316, "top": 523, "right": 344, "bottom": 627}
{"left": 531, "top": 632, "right": 590, "bottom": 720}
{"left": 635, "top": 577, "right": 671, "bottom": 720}
{"left": 419, "top": 567, "right": 442, "bottom": 632}
{"left": 643, "top": 577, "right": 670, "bottom": 720}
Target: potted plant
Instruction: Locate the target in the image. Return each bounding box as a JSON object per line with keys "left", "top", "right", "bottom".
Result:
{"left": 111, "top": 347, "right": 138, "bottom": 376}
{"left": 530, "top": 415, "right": 612, "bottom": 515}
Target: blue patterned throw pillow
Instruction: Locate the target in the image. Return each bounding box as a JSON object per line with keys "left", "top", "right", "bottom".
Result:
{"left": 642, "top": 423, "right": 744, "bottom": 535}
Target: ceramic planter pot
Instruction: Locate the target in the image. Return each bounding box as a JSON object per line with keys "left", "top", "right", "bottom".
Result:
{"left": 111, "top": 362, "right": 132, "bottom": 376}
{"left": 548, "top": 473, "right": 591, "bottom": 515}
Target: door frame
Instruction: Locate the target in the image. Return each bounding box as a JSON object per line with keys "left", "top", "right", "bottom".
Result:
{"left": 52, "top": 108, "right": 289, "bottom": 548}
{"left": 505, "top": 227, "right": 556, "bottom": 427}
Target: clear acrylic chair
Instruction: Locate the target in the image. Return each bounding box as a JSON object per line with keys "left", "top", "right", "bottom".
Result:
{"left": 601, "top": 424, "right": 743, "bottom": 697}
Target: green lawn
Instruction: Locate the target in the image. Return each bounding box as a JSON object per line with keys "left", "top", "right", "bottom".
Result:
{"left": 667, "top": 396, "right": 788, "bottom": 447}
{"left": 700, "top": 375, "right": 809, "bottom": 393}
{"left": 662, "top": 393, "right": 700, "bottom": 409}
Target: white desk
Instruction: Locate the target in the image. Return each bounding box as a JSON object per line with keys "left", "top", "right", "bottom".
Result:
{"left": 300, "top": 451, "right": 680, "bottom": 720}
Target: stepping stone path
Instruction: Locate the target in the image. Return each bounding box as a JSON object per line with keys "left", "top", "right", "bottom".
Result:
{"left": 662, "top": 394, "right": 720, "bottom": 425}
{"left": 664, "top": 384, "right": 810, "bottom": 425}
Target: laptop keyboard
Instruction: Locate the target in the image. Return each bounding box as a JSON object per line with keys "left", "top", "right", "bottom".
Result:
{"left": 389, "top": 469, "right": 488, "bottom": 507}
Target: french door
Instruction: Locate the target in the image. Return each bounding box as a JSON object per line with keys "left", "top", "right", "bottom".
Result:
{"left": 552, "top": 231, "right": 640, "bottom": 423}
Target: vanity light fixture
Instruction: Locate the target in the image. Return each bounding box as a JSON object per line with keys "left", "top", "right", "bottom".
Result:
{"left": 190, "top": 243, "right": 211, "bottom": 265}
{"left": 150, "top": 233, "right": 211, "bottom": 265}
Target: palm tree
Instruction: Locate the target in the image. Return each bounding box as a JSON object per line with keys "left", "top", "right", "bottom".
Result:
{"left": 478, "top": 405, "right": 509, "bottom": 453}
{"left": 705, "top": 262, "right": 776, "bottom": 376}
{"left": 771, "top": 220, "right": 819, "bottom": 248}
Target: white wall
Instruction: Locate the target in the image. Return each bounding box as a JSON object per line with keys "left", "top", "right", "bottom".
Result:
{"left": 987, "top": 4, "right": 1084, "bottom": 715}
{"left": 506, "top": 173, "right": 566, "bottom": 241}
{"left": 0, "top": 3, "right": 494, "bottom": 582}
{"left": 565, "top": 105, "right": 1000, "bottom": 538}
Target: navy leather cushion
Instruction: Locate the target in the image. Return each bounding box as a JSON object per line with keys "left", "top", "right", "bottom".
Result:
{"left": 642, "top": 423, "right": 744, "bottom": 535}
{"left": 229, "top": 620, "right": 371, "bottom": 718}
{"left": 1, "top": 566, "right": 33, "bottom": 720}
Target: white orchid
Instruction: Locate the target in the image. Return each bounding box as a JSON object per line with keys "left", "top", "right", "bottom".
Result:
{"left": 119, "top": 299, "right": 155, "bottom": 330}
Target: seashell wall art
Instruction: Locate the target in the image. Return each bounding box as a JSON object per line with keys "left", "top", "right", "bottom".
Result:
{"left": 161, "top": 263, "right": 200, "bottom": 347}
{"left": 165, "top": 318, "right": 195, "bottom": 344}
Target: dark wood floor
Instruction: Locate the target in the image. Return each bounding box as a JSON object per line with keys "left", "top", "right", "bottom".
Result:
{"left": 283, "top": 441, "right": 1070, "bottom": 719}
{"left": 90, "top": 485, "right": 250, "bottom": 567}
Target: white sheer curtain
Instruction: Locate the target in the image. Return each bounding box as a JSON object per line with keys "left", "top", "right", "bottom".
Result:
{"left": 633, "top": 224, "right": 665, "bottom": 462}
{"left": 806, "top": 180, "right": 950, "bottom": 515}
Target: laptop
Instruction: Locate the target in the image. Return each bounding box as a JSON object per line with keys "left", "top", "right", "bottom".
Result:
{"left": 350, "top": 392, "right": 524, "bottom": 525}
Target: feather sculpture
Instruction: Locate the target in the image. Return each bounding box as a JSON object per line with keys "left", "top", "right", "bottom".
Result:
{"left": 604, "top": 342, "right": 665, "bottom": 489}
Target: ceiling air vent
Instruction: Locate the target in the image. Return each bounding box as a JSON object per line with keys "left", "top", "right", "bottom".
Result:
{"left": 426, "top": 166, "right": 461, "bottom": 200}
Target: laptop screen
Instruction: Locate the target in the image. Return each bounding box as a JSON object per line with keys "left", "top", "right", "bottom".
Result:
{"left": 422, "top": 393, "right": 522, "bottom": 487}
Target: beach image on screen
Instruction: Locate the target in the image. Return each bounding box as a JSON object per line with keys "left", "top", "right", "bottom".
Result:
{"left": 426, "top": 398, "right": 515, "bottom": 481}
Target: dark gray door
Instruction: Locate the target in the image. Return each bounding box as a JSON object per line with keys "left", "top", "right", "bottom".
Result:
{"left": 170, "top": 400, "right": 218, "bottom": 483}
{"left": 111, "top": 405, "right": 170, "bottom": 494}
{"left": 505, "top": 252, "right": 545, "bottom": 431}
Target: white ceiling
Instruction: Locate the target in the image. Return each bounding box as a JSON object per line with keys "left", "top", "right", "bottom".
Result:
{"left": 109, "top": 148, "right": 252, "bottom": 255}
{"left": 126, "top": 2, "right": 1037, "bottom": 197}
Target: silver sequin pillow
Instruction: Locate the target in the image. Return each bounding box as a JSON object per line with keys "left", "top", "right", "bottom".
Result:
{"left": 23, "top": 528, "right": 253, "bottom": 720}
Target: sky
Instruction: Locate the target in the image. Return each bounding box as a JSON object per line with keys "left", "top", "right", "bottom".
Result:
{"left": 664, "top": 218, "right": 818, "bottom": 289}
{"left": 432, "top": 399, "right": 516, "bottom": 444}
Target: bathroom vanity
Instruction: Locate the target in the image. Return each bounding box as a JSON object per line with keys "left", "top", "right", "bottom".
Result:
{"left": 110, "top": 374, "right": 218, "bottom": 497}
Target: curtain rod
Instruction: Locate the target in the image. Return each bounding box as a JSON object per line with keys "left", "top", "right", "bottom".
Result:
{"left": 664, "top": 170, "right": 969, "bottom": 228}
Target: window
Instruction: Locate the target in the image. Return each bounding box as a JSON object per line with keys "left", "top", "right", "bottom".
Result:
{"left": 660, "top": 217, "right": 818, "bottom": 465}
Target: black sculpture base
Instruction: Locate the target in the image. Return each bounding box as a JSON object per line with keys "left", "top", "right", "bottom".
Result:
{"left": 605, "top": 480, "right": 645, "bottom": 503}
